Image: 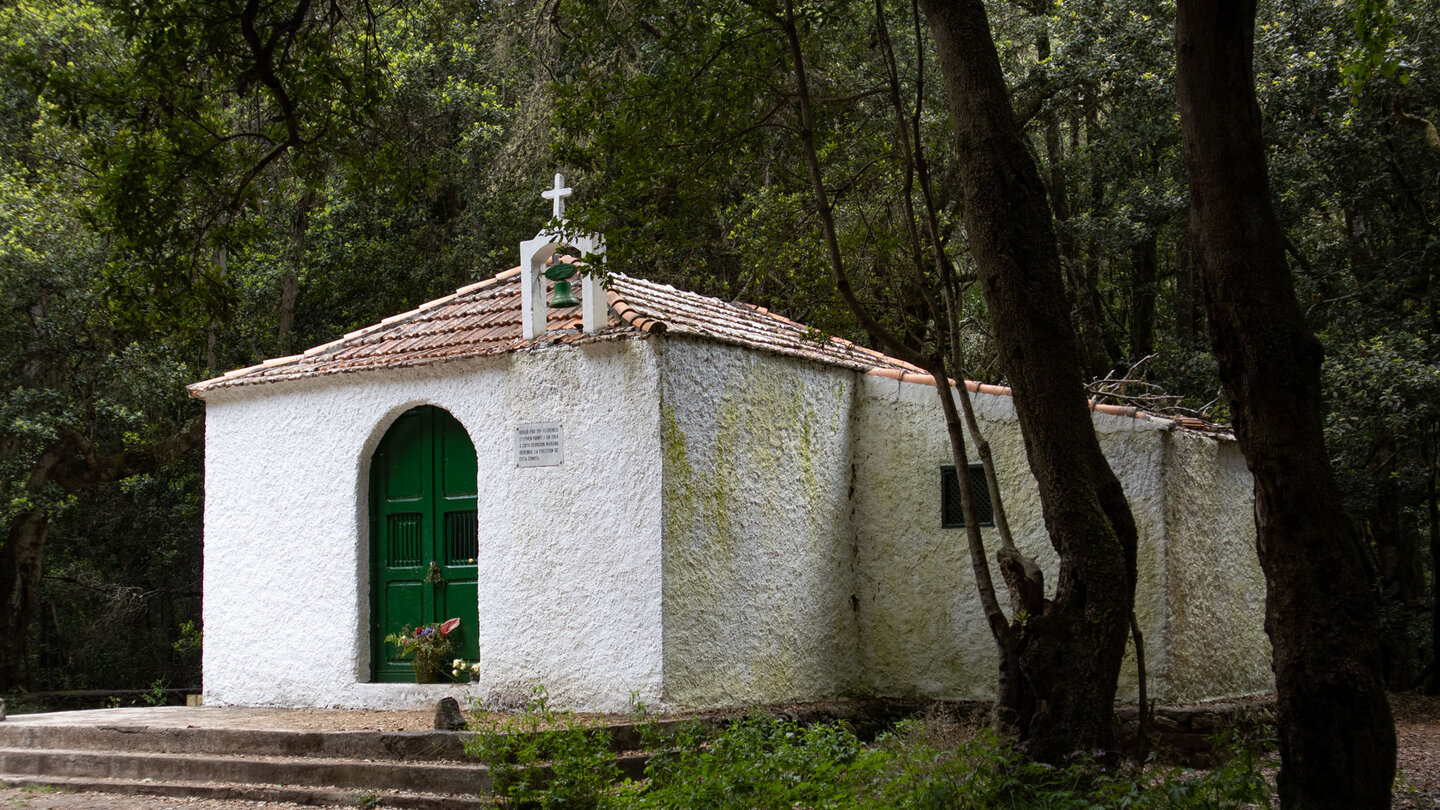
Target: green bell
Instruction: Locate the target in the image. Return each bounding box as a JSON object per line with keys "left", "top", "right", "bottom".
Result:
{"left": 549, "top": 278, "right": 580, "bottom": 308}
{"left": 544, "top": 261, "right": 581, "bottom": 308}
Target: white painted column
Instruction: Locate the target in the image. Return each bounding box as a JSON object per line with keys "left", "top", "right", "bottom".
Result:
{"left": 571, "top": 235, "right": 607, "bottom": 334}
{"left": 519, "top": 235, "right": 554, "bottom": 341}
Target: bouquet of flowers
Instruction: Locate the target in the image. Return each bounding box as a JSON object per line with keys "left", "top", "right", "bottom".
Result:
{"left": 386, "top": 617, "right": 461, "bottom": 680}
{"left": 452, "top": 658, "right": 481, "bottom": 682}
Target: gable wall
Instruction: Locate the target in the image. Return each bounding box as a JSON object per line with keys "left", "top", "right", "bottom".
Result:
{"left": 656, "top": 338, "right": 861, "bottom": 709}
{"left": 1159, "top": 435, "right": 1271, "bottom": 699}
{"left": 201, "top": 337, "right": 665, "bottom": 711}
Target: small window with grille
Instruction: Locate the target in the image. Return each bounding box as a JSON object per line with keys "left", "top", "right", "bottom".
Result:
{"left": 942, "top": 464, "right": 994, "bottom": 528}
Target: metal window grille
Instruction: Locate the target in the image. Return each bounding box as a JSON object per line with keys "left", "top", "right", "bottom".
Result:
{"left": 445, "top": 510, "right": 479, "bottom": 566}
{"left": 387, "top": 513, "right": 423, "bottom": 566}
{"left": 942, "top": 464, "right": 994, "bottom": 528}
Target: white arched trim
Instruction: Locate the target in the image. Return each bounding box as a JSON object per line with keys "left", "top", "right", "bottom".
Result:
{"left": 519, "top": 230, "right": 607, "bottom": 339}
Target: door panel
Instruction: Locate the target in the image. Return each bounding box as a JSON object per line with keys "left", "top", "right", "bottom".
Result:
{"left": 440, "top": 507, "right": 480, "bottom": 661}
{"left": 381, "top": 582, "right": 426, "bottom": 667}
{"left": 442, "top": 416, "right": 479, "bottom": 498}
{"left": 382, "top": 413, "right": 427, "bottom": 502}
{"left": 370, "top": 406, "right": 479, "bottom": 681}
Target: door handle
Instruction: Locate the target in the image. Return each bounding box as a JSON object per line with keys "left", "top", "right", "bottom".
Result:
{"left": 426, "top": 561, "right": 445, "bottom": 585}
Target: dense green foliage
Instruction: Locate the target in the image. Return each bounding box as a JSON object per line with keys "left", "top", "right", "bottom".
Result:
{"left": 0, "top": 0, "right": 1435, "bottom": 696}
{"left": 0, "top": 0, "right": 552, "bottom": 690}
{"left": 465, "top": 709, "right": 1271, "bottom": 809}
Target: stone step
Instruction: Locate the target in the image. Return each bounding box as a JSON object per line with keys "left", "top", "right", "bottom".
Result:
{"left": 0, "top": 747, "right": 494, "bottom": 795}
{"left": 0, "top": 718, "right": 690, "bottom": 762}
{"left": 0, "top": 723, "right": 469, "bottom": 762}
{"left": 0, "top": 745, "right": 651, "bottom": 804}
{"left": 0, "top": 773, "right": 486, "bottom": 809}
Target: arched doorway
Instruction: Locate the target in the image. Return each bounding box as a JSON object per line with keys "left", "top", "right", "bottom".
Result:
{"left": 369, "top": 405, "right": 480, "bottom": 682}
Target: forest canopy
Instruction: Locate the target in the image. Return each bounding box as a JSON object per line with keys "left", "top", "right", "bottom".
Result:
{"left": 0, "top": 0, "right": 1435, "bottom": 710}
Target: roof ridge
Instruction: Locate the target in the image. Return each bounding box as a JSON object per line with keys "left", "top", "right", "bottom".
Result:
{"left": 610, "top": 274, "right": 918, "bottom": 373}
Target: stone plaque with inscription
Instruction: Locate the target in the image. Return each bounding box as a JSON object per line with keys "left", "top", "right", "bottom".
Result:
{"left": 516, "top": 422, "right": 564, "bottom": 467}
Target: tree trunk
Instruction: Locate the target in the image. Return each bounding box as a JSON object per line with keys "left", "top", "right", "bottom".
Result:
{"left": 0, "top": 509, "right": 49, "bottom": 690}
{"left": 1175, "top": 4, "right": 1396, "bottom": 807}
{"left": 1081, "top": 94, "right": 1124, "bottom": 374}
{"left": 917, "top": 0, "right": 1139, "bottom": 763}
{"left": 1037, "top": 27, "right": 1106, "bottom": 381}
{"left": 926, "top": 357, "right": 1031, "bottom": 732}
{"left": 1428, "top": 430, "right": 1439, "bottom": 695}
{"left": 277, "top": 189, "right": 316, "bottom": 355}
{"left": 1372, "top": 440, "right": 1424, "bottom": 606}
{"left": 1373, "top": 440, "right": 1424, "bottom": 688}
{"left": 1175, "top": 236, "right": 1197, "bottom": 347}
{"left": 1045, "top": 86, "right": 1109, "bottom": 380}
{"left": 1129, "top": 232, "right": 1157, "bottom": 361}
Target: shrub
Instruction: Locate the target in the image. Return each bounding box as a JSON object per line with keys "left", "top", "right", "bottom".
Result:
{"left": 464, "top": 685, "right": 620, "bottom": 809}
{"left": 631, "top": 713, "right": 879, "bottom": 809}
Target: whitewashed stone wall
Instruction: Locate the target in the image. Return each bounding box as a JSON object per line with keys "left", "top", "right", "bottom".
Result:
{"left": 201, "top": 337, "right": 665, "bottom": 711}
{"left": 1159, "top": 434, "right": 1271, "bottom": 700}
{"left": 850, "top": 374, "right": 1270, "bottom": 703}
{"left": 656, "top": 339, "right": 861, "bottom": 709}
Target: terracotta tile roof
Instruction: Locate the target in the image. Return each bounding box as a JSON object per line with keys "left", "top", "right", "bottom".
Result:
{"left": 187, "top": 268, "right": 921, "bottom": 396}
{"left": 608, "top": 275, "right": 923, "bottom": 375}
{"left": 865, "top": 367, "right": 1230, "bottom": 436}
{"left": 186, "top": 266, "right": 1231, "bottom": 437}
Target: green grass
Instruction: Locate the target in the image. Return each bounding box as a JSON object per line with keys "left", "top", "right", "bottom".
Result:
{"left": 2, "top": 784, "right": 74, "bottom": 809}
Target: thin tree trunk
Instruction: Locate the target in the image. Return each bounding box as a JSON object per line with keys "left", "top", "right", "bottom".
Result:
{"left": 1372, "top": 439, "right": 1422, "bottom": 688}
{"left": 1175, "top": 4, "right": 1396, "bottom": 806}
{"left": 206, "top": 246, "right": 227, "bottom": 376}
{"left": 1372, "top": 440, "right": 1424, "bottom": 606}
{"left": 1047, "top": 97, "right": 1108, "bottom": 380}
{"left": 951, "top": 363, "right": 1042, "bottom": 735}
{"left": 0, "top": 509, "right": 49, "bottom": 690}
{"left": 1176, "top": 236, "right": 1196, "bottom": 347}
{"left": 1129, "top": 611, "right": 1149, "bottom": 758}
{"left": 1041, "top": 37, "right": 1105, "bottom": 380}
{"left": 1428, "top": 430, "right": 1439, "bottom": 695}
{"left": 917, "top": 0, "right": 1139, "bottom": 762}
{"left": 1081, "top": 94, "right": 1124, "bottom": 373}
{"left": 925, "top": 355, "right": 1027, "bottom": 731}
{"left": 1129, "top": 232, "right": 1157, "bottom": 360}
{"left": 277, "top": 189, "right": 316, "bottom": 355}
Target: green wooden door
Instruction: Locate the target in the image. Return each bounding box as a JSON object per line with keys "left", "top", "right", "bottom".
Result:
{"left": 370, "top": 406, "right": 479, "bottom": 682}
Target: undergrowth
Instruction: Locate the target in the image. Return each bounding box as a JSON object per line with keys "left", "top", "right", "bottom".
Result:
{"left": 464, "top": 696, "right": 1271, "bottom": 809}
{"left": 463, "top": 685, "right": 620, "bottom": 808}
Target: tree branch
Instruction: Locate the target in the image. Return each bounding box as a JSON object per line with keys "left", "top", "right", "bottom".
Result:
{"left": 50, "top": 416, "right": 205, "bottom": 493}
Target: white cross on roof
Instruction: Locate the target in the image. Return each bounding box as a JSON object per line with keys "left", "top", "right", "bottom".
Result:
{"left": 541, "top": 173, "right": 573, "bottom": 220}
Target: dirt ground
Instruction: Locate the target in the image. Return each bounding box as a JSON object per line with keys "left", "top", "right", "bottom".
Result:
{"left": 1392, "top": 693, "right": 1440, "bottom": 809}
{"left": 2, "top": 695, "right": 1437, "bottom": 808}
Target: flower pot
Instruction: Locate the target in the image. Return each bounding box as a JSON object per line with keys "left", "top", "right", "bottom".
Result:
{"left": 413, "top": 660, "right": 446, "bottom": 684}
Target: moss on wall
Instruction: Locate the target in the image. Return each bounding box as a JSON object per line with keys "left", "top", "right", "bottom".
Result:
{"left": 658, "top": 338, "right": 859, "bottom": 708}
